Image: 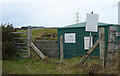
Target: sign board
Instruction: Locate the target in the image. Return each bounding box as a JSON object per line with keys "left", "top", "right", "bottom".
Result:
{"left": 65, "top": 33, "right": 76, "bottom": 43}
{"left": 86, "top": 13, "right": 98, "bottom": 32}
{"left": 84, "top": 37, "right": 93, "bottom": 50}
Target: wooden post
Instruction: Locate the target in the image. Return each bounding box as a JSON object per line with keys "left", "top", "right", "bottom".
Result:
{"left": 99, "top": 27, "right": 105, "bottom": 68}
{"left": 30, "top": 43, "right": 46, "bottom": 59}
{"left": 79, "top": 39, "right": 99, "bottom": 64}
{"left": 60, "top": 36, "right": 63, "bottom": 63}
{"left": 107, "top": 26, "right": 116, "bottom": 66}
{"left": 27, "top": 26, "right": 32, "bottom": 58}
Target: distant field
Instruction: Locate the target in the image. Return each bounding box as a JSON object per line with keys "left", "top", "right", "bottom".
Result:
{"left": 18, "top": 28, "right": 57, "bottom": 41}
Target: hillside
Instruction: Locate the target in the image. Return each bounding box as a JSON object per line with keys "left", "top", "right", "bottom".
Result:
{"left": 18, "top": 28, "right": 57, "bottom": 41}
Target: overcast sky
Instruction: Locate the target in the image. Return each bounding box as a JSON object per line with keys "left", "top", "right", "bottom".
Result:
{"left": 1, "top": 0, "right": 120, "bottom": 27}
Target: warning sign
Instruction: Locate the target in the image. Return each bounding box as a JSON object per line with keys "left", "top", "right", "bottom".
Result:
{"left": 86, "top": 13, "right": 98, "bottom": 32}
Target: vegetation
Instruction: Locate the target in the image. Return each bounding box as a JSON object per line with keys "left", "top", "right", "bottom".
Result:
{"left": 18, "top": 28, "right": 57, "bottom": 41}
{"left": 2, "top": 27, "right": 119, "bottom": 74}
{"left": 2, "top": 23, "right": 19, "bottom": 60}
{"left": 2, "top": 56, "right": 118, "bottom": 74}
{"left": 2, "top": 57, "right": 96, "bottom": 74}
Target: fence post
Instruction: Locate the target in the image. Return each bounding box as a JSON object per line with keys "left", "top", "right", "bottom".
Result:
{"left": 60, "top": 36, "right": 63, "bottom": 63}
{"left": 27, "top": 26, "right": 32, "bottom": 58}
{"left": 79, "top": 39, "right": 99, "bottom": 65}
{"left": 107, "top": 26, "right": 116, "bottom": 66}
{"left": 99, "top": 27, "right": 106, "bottom": 68}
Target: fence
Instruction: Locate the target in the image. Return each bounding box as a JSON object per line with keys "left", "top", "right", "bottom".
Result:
{"left": 115, "top": 25, "right": 120, "bottom": 50}
{"left": 58, "top": 26, "right": 120, "bottom": 66}
{"left": 58, "top": 31, "right": 104, "bottom": 59}
{"left": 11, "top": 32, "right": 28, "bottom": 57}
{"left": 11, "top": 25, "right": 120, "bottom": 67}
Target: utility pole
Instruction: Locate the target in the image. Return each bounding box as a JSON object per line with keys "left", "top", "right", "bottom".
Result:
{"left": 75, "top": 12, "right": 80, "bottom": 23}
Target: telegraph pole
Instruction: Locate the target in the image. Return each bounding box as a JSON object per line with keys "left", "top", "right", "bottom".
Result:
{"left": 75, "top": 12, "right": 80, "bottom": 23}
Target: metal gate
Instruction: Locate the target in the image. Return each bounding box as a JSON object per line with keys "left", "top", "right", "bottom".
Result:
{"left": 11, "top": 26, "right": 44, "bottom": 58}
{"left": 11, "top": 31, "right": 28, "bottom": 57}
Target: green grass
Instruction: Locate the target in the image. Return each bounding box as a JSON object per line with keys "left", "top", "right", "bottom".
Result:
{"left": 2, "top": 56, "right": 119, "bottom": 74}
{"left": 2, "top": 58, "right": 59, "bottom": 74}
{"left": 9, "top": 28, "right": 118, "bottom": 74}
{"left": 2, "top": 47, "right": 101, "bottom": 74}
{"left": 63, "top": 57, "right": 100, "bottom": 64}
{"left": 2, "top": 56, "right": 100, "bottom": 74}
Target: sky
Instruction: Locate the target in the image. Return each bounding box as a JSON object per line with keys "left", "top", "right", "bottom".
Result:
{"left": 1, "top": 0, "right": 120, "bottom": 27}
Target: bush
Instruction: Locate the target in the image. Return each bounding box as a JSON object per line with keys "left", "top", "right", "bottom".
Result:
{"left": 2, "top": 23, "right": 18, "bottom": 60}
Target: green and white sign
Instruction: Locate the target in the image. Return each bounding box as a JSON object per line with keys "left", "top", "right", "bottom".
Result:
{"left": 65, "top": 33, "right": 76, "bottom": 43}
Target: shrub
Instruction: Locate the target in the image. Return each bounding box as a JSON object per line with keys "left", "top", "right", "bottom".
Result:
{"left": 2, "top": 23, "right": 18, "bottom": 60}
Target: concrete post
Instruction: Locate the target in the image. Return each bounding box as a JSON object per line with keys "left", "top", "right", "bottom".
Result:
{"left": 27, "top": 26, "right": 32, "bottom": 58}
{"left": 107, "top": 26, "right": 116, "bottom": 66}
{"left": 99, "top": 27, "right": 106, "bottom": 68}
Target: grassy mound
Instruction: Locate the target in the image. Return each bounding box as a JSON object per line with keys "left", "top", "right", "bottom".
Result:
{"left": 18, "top": 28, "right": 57, "bottom": 41}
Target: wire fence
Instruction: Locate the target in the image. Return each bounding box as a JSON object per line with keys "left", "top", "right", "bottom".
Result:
{"left": 57, "top": 26, "right": 120, "bottom": 64}
{"left": 12, "top": 26, "right": 120, "bottom": 64}
{"left": 34, "top": 30, "right": 113, "bottom": 60}
{"left": 58, "top": 33, "right": 101, "bottom": 59}
{"left": 115, "top": 26, "right": 120, "bottom": 52}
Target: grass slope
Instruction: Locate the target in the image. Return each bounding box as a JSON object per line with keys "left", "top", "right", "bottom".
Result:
{"left": 2, "top": 57, "right": 99, "bottom": 74}
{"left": 2, "top": 56, "right": 119, "bottom": 74}
{"left": 18, "top": 29, "right": 57, "bottom": 41}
